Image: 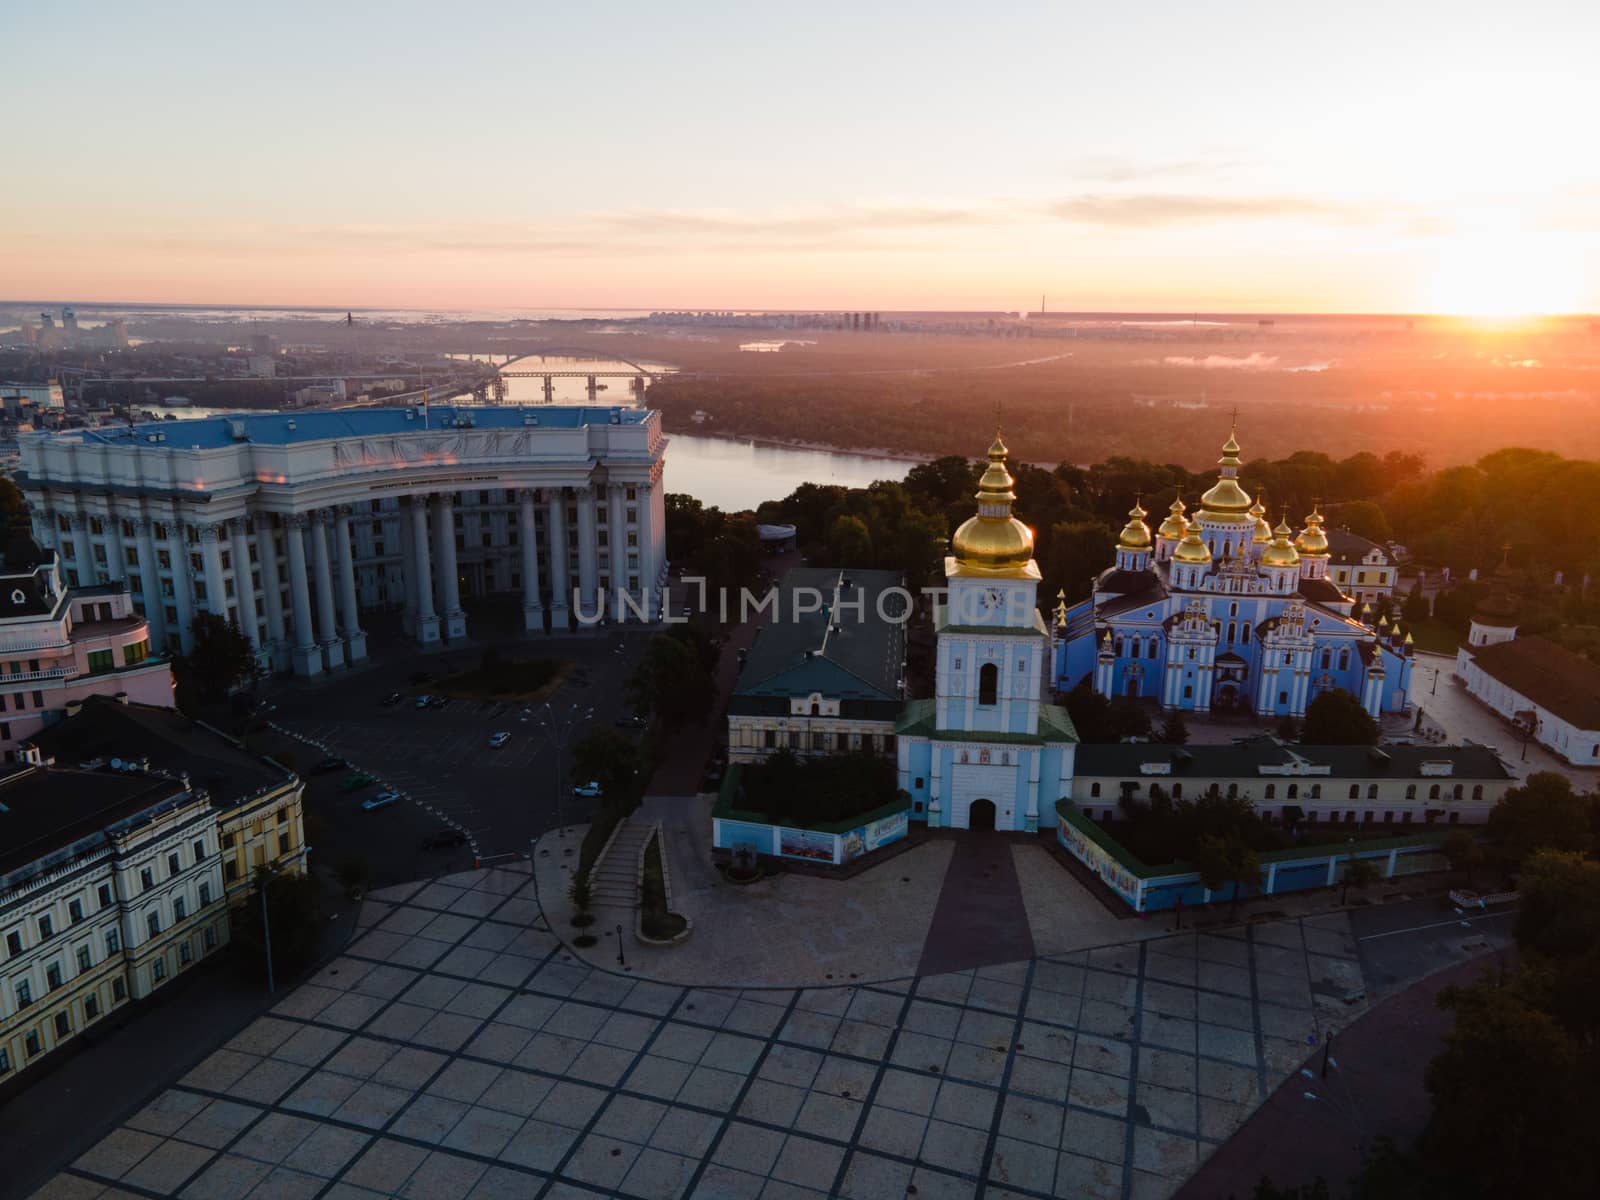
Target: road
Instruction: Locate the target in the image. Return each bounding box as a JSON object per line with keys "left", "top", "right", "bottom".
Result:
{"left": 1348, "top": 892, "right": 1517, "bottom": 999}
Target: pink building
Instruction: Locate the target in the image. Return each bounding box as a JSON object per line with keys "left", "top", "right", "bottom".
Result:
{"left": 0, "top": 534, "right": 174, "bottom": 760}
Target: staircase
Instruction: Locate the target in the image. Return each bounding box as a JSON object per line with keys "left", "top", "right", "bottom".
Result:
{"left": 590, "top": 820, "right": 650, "bottom": 909}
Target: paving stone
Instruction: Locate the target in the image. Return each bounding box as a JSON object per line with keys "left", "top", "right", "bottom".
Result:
{"left": 1138, "top": 1047, "right": 1198, "bottom": 1091}
{"left": 1007, "top": 1055, "right": 1072, "bottom": 1103}
{"left": 1133, "top": 1126, "right": 1199, "bottom": 1179}
{"left": 342, "top": 1139, "right": 429, "bottom": 1193}
{"left": 649, "top": 1108, "right": 722, "bottom": 1158}
{"left": 828, "top": 1020, "right": 893, "bottom": 1060}
{"left": 794, "top": 1091, "right": 862, "bottom": 1141}
{"left": 678, "top": 1065, "right": 746, "bottom": 1111}
{"left": 442, "top": 1106, "right": 526, "bottom": 1158}
{"left": 838, "top": 1150, "right": 914, "bottom": 1200}
{"left": 999, "top": 1093, "right": 1064, "bottom": 1147}
{"left": 177, "top": 1099, "right": 264, "bottom": 1149}
{"left": 398, "top": 1150, "right": 487, "bottom": 1200}
{"left": 1062, "top": 1107, "right": 1128, "bottom": 1163}
{"left": 1068, "top": 1066, "right": 1130, "bottom": 1116}
{"left": 989, "top": 1136, "right": 1057, "bottom": 1193}
{"left": 860, "top": 1105, "right": 927, "bottom": 1157}
{"left": 1135, "top": 1080, "right": 1198, "bottom": 1134}
{"left": 770, "top": 1135, "right": 845, "bottom": 1187}
{"left": 497, "top": 1119, "right": 577, "bottom": 1172}
{"left": 333, "top": 1081, "right": 413, "bottom": 1129}
{"left": 621, "top": 1147, "right": 698, "bottom": 1200}
{"left": 127, "top": 1090, "right": 211, "bottom": 1137}
{"left": 1197, "top": 1022, "right": 1258, "bottom": 1066}
{"left": 178, "top": 1152, "right": 272, "bottom": 1199}
{"left": 390, "top": 1095, "right": 470, "bottom": 1144}
{"left": 563, "top": 1134, "right": 640, "bottom": 1192}
{"left": 689, "top": 1164, "right": 764, "bottom": 1199}
{"left": 121, "top": 1139, "right": 215, "bottom": 1193}
{"left": 1057, "top": 1149, "right": 1125, "bottom": 1200}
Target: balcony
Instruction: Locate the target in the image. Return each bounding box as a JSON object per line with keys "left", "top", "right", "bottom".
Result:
{"left": 0, "top": 666, "right": 76, "bottom": 683}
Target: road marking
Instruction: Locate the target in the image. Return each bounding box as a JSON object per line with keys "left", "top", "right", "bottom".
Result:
{"left": 1357, "top": 911, "right": 1516, "bottom": 941}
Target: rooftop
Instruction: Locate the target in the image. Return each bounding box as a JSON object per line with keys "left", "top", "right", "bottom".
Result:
{"left": 732, "top": 567, "right": 906, "bottom": 703}
{"left": 1466, "top": 636, "right": 1600, "bottom": 731}
{"left": 24, "top": 696, "right": 289, "bottom": 806}
{"left": 59, "top": 404, "right": 651, "bottom": 452}
{"left": 0, "top": 764, "right": 190, "bottom": 882}
{"left": 1075, "top": 737, "right": 1512, "bottom": 780}
{"left": 1325, "top": 529, "right": 1388, "bottom": 564}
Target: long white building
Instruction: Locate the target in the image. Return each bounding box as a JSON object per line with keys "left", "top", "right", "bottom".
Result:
{"left": 17, "top": 405, "right": 669, "bottom": 676}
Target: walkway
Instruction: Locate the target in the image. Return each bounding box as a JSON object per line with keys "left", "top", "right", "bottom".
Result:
{"left": 27, "top": 865, "right": 1373, "bottom": 1200}
{"left": 917, "top": 834, "right": 1035, "bottom": 977}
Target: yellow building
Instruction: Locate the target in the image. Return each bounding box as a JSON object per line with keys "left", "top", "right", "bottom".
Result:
{"left": 0, "top": 765, "right": 227, "bottom": 1081}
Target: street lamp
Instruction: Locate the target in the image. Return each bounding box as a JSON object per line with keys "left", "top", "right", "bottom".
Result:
{"left": 536, "top": 701, "right": 594, "bottom": 838}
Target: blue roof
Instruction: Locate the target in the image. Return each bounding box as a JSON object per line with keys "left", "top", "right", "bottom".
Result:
{"left": 81, "top": 405, "right": 649, "bottom": 451}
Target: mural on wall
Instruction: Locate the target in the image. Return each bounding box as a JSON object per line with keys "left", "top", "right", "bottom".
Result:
{"left": 1059, "top": 822, "right": 1143, "bottom": 909}
{"left": 840, "top": 810, "right": 910, "bottom": 861}
{"left": 779, "top": 827, "right": 836, "bottom": 863}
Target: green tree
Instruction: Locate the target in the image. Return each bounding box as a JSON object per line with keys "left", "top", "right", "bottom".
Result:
{"left": 571, "top": 727, "right": 645, "bottom": 807}
{"left": 826, "top": 513, "right": 874, "bottom": 567}
{"left": 1487, "top": 772, "right": 1594, "bottom": 865}
{"left": 182, "top": 613, "right": 257, "bottom": 702}
{"left": 1157, "top": 711, "right": 1190, "bottom": 746}
{"left": 1300, "top": 688, "right": 1379, "bottom": 745}
{"left": 627, "top": 632, "right": 716, "bottom": 727}
{"left": 1441, "top": 829, "right": 1484, "bottom": 887}
{"left": 232, "top": 868, "right": 322, "bottom": 983}
{"left": 1194, "top": 832, "right": 1262, "bottom": 918}
{"left": 1335, "top": 500, "right": 1393, "bottom": 544}
{"left": 1403, "top": 580, "right": 1431, "bottom": 623}
{"left": 1514, "top": 850, "right": 1600, "bottom": 960}
{"left": 1341, "top": 856, "right": 1381, "bottom": 905}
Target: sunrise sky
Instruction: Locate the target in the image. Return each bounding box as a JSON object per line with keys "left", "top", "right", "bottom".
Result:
{"left": 4, "top": 0, "right": 1596, "bottom": 313}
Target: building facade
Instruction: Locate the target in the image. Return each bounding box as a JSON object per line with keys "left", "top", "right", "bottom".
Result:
{"left": 897, "top": 434, "right": 1079, "bottom": 831}
{"left": 1053, "top": 427, "right": 1415, "bottom": 719}
{"left": 0, "top": 766, "right": 228, "bottom": 1083}
{"left": 17, "top": 405, "right": 670, "bottom": 677}
{"left": 1455, "top": 635, "right": 1600, "bottom": 766}
{"left": 0, "top": 535, "right": 173, "bottom": 761}
{"left": 726, "top": 568, "right": 905, "bottom": 765}
{"left": 1068, "top": 739, "right": 1512, "bottom": 829}
{"left": 1324, "top": 529, "right": 1398, "bottom": 606}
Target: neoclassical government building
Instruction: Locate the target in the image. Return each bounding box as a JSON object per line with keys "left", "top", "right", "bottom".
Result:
{"left": 18, "top": 405, "right": 668, "bottom": 676}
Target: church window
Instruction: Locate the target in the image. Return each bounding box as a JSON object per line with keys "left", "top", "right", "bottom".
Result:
{"left": 1114, "top": 637, "right": 1123, "bottom": 657}
{"left": 1310, "top": 785, "right": 1321, "bottom": 799}
{"left": 1187, "top": 648, "right": 1196, "bottom": 662}
{"left": 1241, "top": 623, "right": 1251, "bottom": 643}
{"left": 1227, "top": 783, "right": 1238, "bottom": 799}
{"left": 1452, "top": 784, "right": 1464, "bottom": 800}
{"left": 914, "top": 777, "right": 924, "bottom": 789}
{"left": 1287, "top": 784, "right": 1299, "bottom": 800}
{"left": 1321, "top": 650, "right": 1332, "bottom": 670}
{"left": 1001, "top": 751, "right": 1010, "bottom": 765}
{"left": 1017, "top": 659, "right": 1025, "bottom": 672}
{"left": 960, "top": 750, "right": 969, "bottom": 764}
{"left": 1472, "top": 785, "right": 1483, "bottom": 801}
{"left": 979, "top": 748, "right": 991, "bottom": 765}
{"left": 978, "top": 663, "right": 998, "bottom": 706}
{"left": 1405, "top": 784, "right": 1416, "bottom": 799}
{"left": 1348, "top": 784, "right": 1360, "bottom": 800}
{"left": 1339, "top": 649, "right": 1350, "bottom": 671}
{"left": 1148, "top": 640, "right": 1158, "bottom": 659}
{"left": 764, "top": 729, "right": 776, "bottom": 748}
{"left": 1279, "top": 691, "right": 1288, "bottom": 704}
{"left": 1368, "top": 784, "right": 1379, "bottom": 799}
{"left": 1265, "top": 784, "right": 1276, "bottom": 799}
{"left": 1227, "top": 622, "right": 1236, "bottom": 643}
{"left": 1172, "top": 784, "right": 1183, "bottom": 799}
{"left": 810, "top": 701, "right": 820, "bottom": 716}
{"left": 1428, "top": 784, "right": 1441, "bottom": 800}
{"left": 953, "top": 657, "right": 961, "bottom": 670}
{"left": 1090, "top": 783, "right": 1101, "bottom": 797}
{"left": 1229, "top": 602, "right": 1238, "bottom": 616}
{"left": 1183, "top": 685, "right": 1193, "bottom": 699}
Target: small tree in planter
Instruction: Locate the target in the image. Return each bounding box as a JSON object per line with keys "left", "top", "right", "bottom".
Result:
{"left": 1341, "top": 857, "right": 1381, "bottom": 905}
{"left": 567, "top": 871, "right": 596, "bottom": 928}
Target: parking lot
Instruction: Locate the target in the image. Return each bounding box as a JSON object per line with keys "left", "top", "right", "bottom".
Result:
{"left": 263, "top": 622, "right": 654, "bottom": 873}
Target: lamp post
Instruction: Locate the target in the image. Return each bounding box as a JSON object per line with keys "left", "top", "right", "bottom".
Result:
{"left": 616, "top": 923, "right": 627, "bottom": 968}
{"left": 537, "top": 701, "right": 594, "bottom": 838}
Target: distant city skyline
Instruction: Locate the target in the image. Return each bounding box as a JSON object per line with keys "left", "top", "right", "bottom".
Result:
{"left": 4, "top": 1, "right": 1596, "bottom": 315}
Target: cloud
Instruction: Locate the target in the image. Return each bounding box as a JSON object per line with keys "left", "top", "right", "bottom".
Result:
{"left": 1163, "top": 353, "right": 1280, "bottom": 370}
{"left": 1068, "top": 155, "right": 1255, "bottom": 183}
{"left": 1040, "top": 193, "right": 1372, "bottom": 227}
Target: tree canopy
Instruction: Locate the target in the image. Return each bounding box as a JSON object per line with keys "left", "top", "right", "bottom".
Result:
{"left": 1299, "top": 688, "right": 1380, "bottom": 745}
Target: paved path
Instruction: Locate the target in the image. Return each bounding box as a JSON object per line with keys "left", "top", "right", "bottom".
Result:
{"left": 1172, "top": 955, "right": 1492, "bottom": 1199}
{"left": 27, "top": 865, "right": 1373, "bottom": 1200}
{"left": 917, "top": 834, "right": 1036, "bottom": 978}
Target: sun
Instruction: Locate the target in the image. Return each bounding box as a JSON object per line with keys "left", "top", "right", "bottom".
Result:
{"left": 1424, "top": 226, "right": 1585, "bottom": 319}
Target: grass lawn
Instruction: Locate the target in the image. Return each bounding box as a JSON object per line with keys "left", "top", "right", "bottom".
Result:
{"left": 438, "top": 656, "right": 570, "bottom": 701}
{"left": 641, "top": 835, "right": 687, "bottom": 940}
{"left": 1406, "top": 618, "right": 1461, "bottom": 654}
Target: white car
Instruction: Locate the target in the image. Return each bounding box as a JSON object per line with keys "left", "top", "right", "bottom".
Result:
{"left": 362, "top": 791, "right": 401, "bottom": 811}
{"left": 488, "top": 731, "right": 511, "bottom": 748}
{"left": 415, "top": 694, "right": 433, "bottom": 709}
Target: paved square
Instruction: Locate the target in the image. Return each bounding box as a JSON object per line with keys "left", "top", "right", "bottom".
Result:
{"left": 33, "top": 866, "right": 1366, "bottom": 1200}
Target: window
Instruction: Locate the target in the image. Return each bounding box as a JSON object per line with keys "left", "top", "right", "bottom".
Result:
{"left": 105, "top": 928, "right": 120, "bottom": 954}
{"left": 86, "top": 649, "right": 114, "bottom": 674}
{"left": 77, "top": 945, "right": 91, "bottom": 972}
{"left": 152, "top": 958, "right": 166, "bottom": 982}
{"left": 146, "top": 911, "right": 161, "bottom": 938}
{"left": 277, "top": 808, "right": 288, "bottom": 824}
{"left": 1265, "top": 784, "right": 1276, "bottom": 799}
{"left": 97, "top": 884, "right": 111, "bottom": 909}
{"left": 914, "top": 777, "right": 924, "bottom": 789}
{"left": 37, "top": 913, "right": 53, "bottom": 939}
{"left": 204, "top": 927, "right": 216, "bottom": 951}
{"left": 222, "top": 832, "right": 235, "bottom": 849}
{"left": 16, "top": 979, "right": 32, "bottom": 1008}
{"left": 763, "top": 729, "right": 776, "bottom": 749}
{"left": 5, "top": 930, "right": 20, "bottom": 957}
{"left": 1348, "top": 784, "right": 1360, "bottom": 800}
{"left": 55, "top": 1011, "right": 70, "bottom": 1037}
{"left": 1287, "top": 784, "right": 1299, "bottom": 800}
{"left": 113, "top": 978, "right": 127, "bottom": 1002}
{"left": 173, "top": 897, "right": 186, "bottom": 921}
{"left": 69, "top": 899, "right": 84, "bottom": 925}
{"left": 1472, "top": 785, "right": 1484, "bottom": 801}
{"left": 85, "top": 994, "right": 99, "bottom": 1021}
{"left": 224, "top": 861, "right": 239, "bottom": 882}
{"left": 1090, "top": 782, "right": 1102, "bottom": 798}
{"left": 199, "top": 882, "right": 211, "bottom": 907}
{"left": 191, "top": 839, "right": 205, "bottom": 861}
{"left": 179, "top": 941, "right": 192, "bottom": 966}
{"left": 1183, "top": 685, "right": 1193, "bottom": 699}
{"left": 0, "top": 1046, "right": 9, "bottom": 1074}
{"left": 167, "top": 852, "right": 180, "bottom": 877}
{"left": 25, "top": 1031, "right": 41, "bottom": 1057}
{"left": 1429, "top": 784, "right": 1441, "bottom": 800}
{"left": 1172, "top": 785, "right": 1184, "bottom": 800}
{"left": 978, "top": 663, "right": 998, "bottom": 705}
{"left": 1367, "top": 784, "right": 1379, "bottom": 800}
{"left": 1405, "top": 784, "right": 1416, "bottom": 800}
{"left": 46, "top": 961, "right": 62, "bottom": 990}
{"left": 140, "top": 868, "right": 154, "bottom": 892}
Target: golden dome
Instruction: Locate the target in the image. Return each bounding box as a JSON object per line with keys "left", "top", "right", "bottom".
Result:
{"left": 1261, "top": 519, "right": 1300, "bottom": 568}
{"left": 1294, "top": 508, "right": 1330, "bottom": 556}
{"left": 1198, "top": 426, "right": 1254, "bottom": 520}
{"left": 1250, "top": 496, "right": 1272, "bottom": 544}
{"left": 1118, "top": 498, "right": 1152, "bottom": 550}
{"left": 951, "top": 430, "right": 1036, "bottom": 574}
{"left": 1157, "top": 495, "right": 1189, "bottom": 540}
{"left": 1173, "top": 520, "right": 1213, "bottom": 564}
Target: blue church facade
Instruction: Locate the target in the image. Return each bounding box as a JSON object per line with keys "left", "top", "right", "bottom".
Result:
{"left": 1052, "top": 429, "right": 1415, "bottom": 719}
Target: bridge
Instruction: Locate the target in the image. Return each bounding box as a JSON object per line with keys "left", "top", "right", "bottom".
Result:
{"left": 453, "top": 348, "right": 673, "bottom": 404}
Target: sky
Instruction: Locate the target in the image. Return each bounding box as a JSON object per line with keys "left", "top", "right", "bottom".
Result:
{"left": 4, "top": 0, "right": 1597, "bottom": 314}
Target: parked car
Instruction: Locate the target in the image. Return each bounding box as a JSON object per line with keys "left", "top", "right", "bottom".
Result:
{"left": 427, "top": 696, "right": 449, "bottom": 710}
{"left": 488, "top": 731, "right": 510, "bottom": 748}
{"left": 613, "top": 715, "right": 647, "bottom": 730}
{"left": 362, "top": 791, "right": 401, "bottom": 811}
{"left": 422, "top": 829, "right": 468, "bottom": 850}
{"left": 312, "top": 756, "right": 347, "bottom": 774}
{"left": 380, "top": 692, "right": 403, "bottom": 707}
{"left": 415, "top": 694, "right": 433, "bottom": 709}
{"left": 340, "top": 773, "right": 377, "bottom": 792}
{"left": 573, "top": 780, "right": 603, "bottom": 797}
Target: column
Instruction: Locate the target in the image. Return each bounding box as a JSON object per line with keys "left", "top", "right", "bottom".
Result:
{"left": 70, "top": 513, "right": 95, "bottom": 584}
{"left": 310, "top": 510, "right": 345, "bottom": 670}
{"left": 399, "top": 502, "right": 418, "bottom": 635}
{"left": 258, "top": 517, "right": 287, "bottom": 670}
{"left": 284, "top": 516, "right": 322, "bottom": 676}
{"left": 547, "top": 490, "right": 570, "bottom": 628}
{"left": 334, "top": 506, "right": 367, "bottom": 663}
{"left": 167, "top": 519, "right": 196, "bottom": 654}
{"left": 132, "top": 518, "right": 166, "bottom": 652}
{"left": 228, "top": 519, "right": 260, "bottom": 653}
{"left": 434, "top": 494, "right": 467, "bottom": 640}
{"left": 409, "top": 497, "right": 440, "bottom": 646}
{"left": 199, "top": 523, "right": 227, "bottom": 621}
{"left": 606, "top": 485, "right": 626, "bottom": 620}
{"left": 575, "top": 485, "right": 599, "bottom": 624}
{"left": 642, "top": 480, "right": 663, "bottom": 621}
{"left": 519, "top": 489, "right": 543, "bottom": 632}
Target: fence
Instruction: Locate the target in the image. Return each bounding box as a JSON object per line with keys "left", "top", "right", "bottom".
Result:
{"left": 712, "top": 767, "right": 910, "bottom": 867}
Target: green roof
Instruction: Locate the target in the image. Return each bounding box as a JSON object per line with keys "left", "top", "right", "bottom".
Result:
{"left": 895, "top": 699, "right": 1078, "bottom": 745}
{"left": 713, "top": 764, "right": 910, "bottom": 834}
